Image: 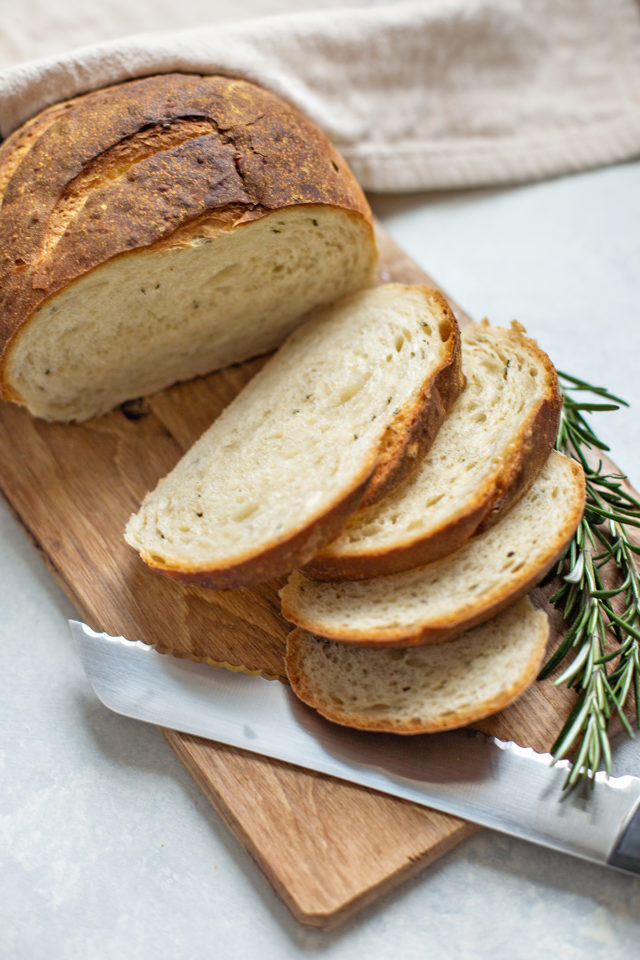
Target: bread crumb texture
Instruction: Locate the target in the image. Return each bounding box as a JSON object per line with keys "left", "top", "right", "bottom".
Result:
{"left": 125, "top": 284, "right": 461, "bottom": 585}
{"left": 281, "top": 451, "right": 585, "bottom": 643}
{"left": 286, "top": 596, "right": 549, "bottom": 733}
{"left": 305, "top": 319, "right": 561, "bottom": 578}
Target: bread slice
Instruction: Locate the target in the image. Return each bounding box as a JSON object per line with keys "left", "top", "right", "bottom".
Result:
{"left": 303, "top": 320, "right": 561, "bottom": 580}
{"left": 125, "top": 284, "right": 463, "bottom": 588}
{"left": 285, "top": 597, "right": 549, "bottom": 734}
{"left": 0, "top": 74, "right": 377, "bottom": 421}
{"left": 280, "top": 451, "right": 585, "bottom": 645}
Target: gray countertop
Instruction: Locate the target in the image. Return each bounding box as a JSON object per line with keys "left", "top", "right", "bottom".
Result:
{"left": 2, "top": 161, "right": 640, "bottom": 959}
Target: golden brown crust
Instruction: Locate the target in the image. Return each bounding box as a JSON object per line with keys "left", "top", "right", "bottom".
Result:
{"left": 301, "top": 499, "right": 487, "bottom": 581}
{"left": 303, "top": 324, "right": 562, "bottom": 580}
{"left": 474, "top": 343, "right": 562, "bottom": 534}
{"left": 0, "top": 73, "right": 373, "bottom": 396}
{"left": 281, "top": 455, "right": 586, "bottom": 646}
{"left": 284, "top": 608, "right": 549, "bottom": 734}
{"left": 0, "top": 100, "right": 74, "bottom": 204}
{"left": 358, "top": 290, "right": 464, "bottom": 508}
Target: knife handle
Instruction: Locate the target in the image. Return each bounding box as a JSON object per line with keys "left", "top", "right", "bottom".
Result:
{"left": 608, "top": 801, "right": 640, "bottom": 875}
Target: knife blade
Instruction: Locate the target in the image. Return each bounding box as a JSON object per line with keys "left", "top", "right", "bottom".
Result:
{"left": 71, "top": 619, "right": 640, "bottom": 876}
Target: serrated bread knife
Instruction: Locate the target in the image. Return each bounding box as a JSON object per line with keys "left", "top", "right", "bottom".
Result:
{"left": 71, "top": 620, "right": 640, "bottom": 877}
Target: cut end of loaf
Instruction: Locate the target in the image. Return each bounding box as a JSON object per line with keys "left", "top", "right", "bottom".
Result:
{"left": 285, "top": 597, "right": 550, "bottom": 734}
{"left": 4, "top": 206, "right": 376, "bottom": 421}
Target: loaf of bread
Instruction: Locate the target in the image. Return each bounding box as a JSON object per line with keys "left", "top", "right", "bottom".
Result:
{"left": 285, "top": 597, "right": 549, "bottom": 734}
{"left": 281, "top": 450, "right": 585, "bottom": 645}
{"left": 125, "top": 284, "right": 463, "bottom": 588}
{"left": 303, "top": 319, "right": 561, "bottom": 580}
{"left": 0, "top": 74, "right": 377, "bottom": 421}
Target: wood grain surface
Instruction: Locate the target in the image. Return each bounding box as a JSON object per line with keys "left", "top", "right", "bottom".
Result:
{"left": 0, "top": 222, "right": 615, "bottom": 928}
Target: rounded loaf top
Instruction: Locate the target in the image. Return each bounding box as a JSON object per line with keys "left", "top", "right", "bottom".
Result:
{"left": 0, "top": 73, "right": 373, "bottom": 382}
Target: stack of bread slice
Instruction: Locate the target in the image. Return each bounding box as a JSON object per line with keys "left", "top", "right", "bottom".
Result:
{"left": 125, "top": 283, "right": 585, "bottom": 735}
{"left": 281, "top": 317, "right": 585, "bottom": 733}
{"left": 282, "top": 450, "right": 584, "bottom": 732}
{"left": 125, "top": 284, "right": 463, "bottom": 585}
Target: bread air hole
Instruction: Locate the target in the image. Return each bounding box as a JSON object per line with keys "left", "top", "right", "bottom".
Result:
{"left": 336, "top": 375, "right": 369, "bottom": 405}
{"left": 231, "top": 503, "right": 259, "bottom": 523}
{"left": 350, "top": 523, "right": 383, "bottom": 539}
{"left": 438, "top": 318, "right": 452, "bottom": 341}
{"left": 406, "top": 517, "right": 426, "bottom": 532}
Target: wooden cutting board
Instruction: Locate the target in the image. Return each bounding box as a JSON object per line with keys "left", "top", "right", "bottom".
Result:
{"left": 0, "top": 223, "right": 602, "bottom": 927}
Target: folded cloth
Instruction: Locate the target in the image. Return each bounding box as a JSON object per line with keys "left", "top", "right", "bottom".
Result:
{"left": 1, "top": 0, "right": 639, "bottom": 192}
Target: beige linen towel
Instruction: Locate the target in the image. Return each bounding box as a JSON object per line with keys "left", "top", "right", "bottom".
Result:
{"left": 1, "top": 0, "right": 639, "bottom": 191}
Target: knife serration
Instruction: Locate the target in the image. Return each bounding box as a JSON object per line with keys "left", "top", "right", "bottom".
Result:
{"left": 71, "top": 620, "right": 640, "bottom": 875}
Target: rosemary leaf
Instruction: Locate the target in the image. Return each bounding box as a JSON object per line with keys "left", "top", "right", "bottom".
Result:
{"left": 540, "top": 372, "right": 640, "bottom": 786}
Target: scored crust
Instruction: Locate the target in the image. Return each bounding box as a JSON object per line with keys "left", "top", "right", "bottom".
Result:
{"left": 0, "top": 73, "right": 374, "bottom": 400}
{"left": 280, "top": 453, "right": 586, "bottom": 645}
{"left": 284, "top": 599, "right": 550, "bottom": 734}
{"left": 303, "top": 320, "right": 562, "bottom": 581}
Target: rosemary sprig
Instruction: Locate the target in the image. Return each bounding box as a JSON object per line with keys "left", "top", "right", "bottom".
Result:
{"left": 539, "top": 372, "right": 640, "bottom": 787}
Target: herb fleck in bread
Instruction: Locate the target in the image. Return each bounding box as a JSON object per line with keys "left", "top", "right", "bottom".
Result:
{"left": 285, "top": 597, "right": 549, "bottom": 734}
{"left": 125, "top": 284, "right": 463, "bottom": 588}
{"left": 0, "top": 74, "right": 377, "bottom": 421}
{"left": 303, "top": 319, "right": 561, "bottom": 580}
{"left": 281, "top": 451, "right": 585, "bottom": 645}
